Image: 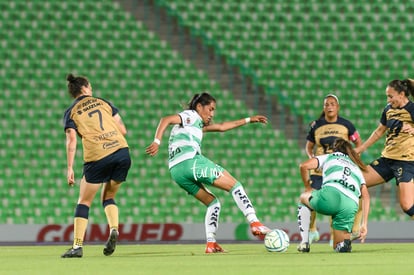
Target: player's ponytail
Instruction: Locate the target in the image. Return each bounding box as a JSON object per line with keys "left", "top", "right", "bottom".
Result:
{"left": 332, "top": 138, "right": 367, "bottom": 171}
{"left": 407, "top": 78, "right": 414, "bottom": 98}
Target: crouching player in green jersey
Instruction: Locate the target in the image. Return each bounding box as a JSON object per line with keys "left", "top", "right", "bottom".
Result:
{"left": 297, "top": 138, "right": 370, "bottom": 253}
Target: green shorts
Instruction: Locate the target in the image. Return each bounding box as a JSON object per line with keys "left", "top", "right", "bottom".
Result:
{"left": 309, "top": 186, "right": 358, "bottom": 232}
{"left": 169, "top": 154, "right": 225, "bottom": 195}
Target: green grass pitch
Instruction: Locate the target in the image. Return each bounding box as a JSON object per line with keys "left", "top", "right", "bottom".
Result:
{"left": 1, "top": 242, "right": 413, "bottom": 275}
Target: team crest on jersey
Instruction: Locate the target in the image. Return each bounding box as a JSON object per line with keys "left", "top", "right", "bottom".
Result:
{"left": 186, "top": 117, "right": 191, "bottom": 124}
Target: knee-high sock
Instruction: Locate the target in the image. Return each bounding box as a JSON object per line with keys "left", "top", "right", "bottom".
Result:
{"left": 403, "top": 205, "right": 414, "bottom": 218}
{"left": 72, "top": 204, "right": 89, "bottom": 248}
{"left": 352, "top": 199, "right": 363, "bottom": 233}
{"left": 298, "top": 203, "right": 311, "bottom": 244}
{"left": 205, "top": 198, "right": 221, "bottom": 242}
{"left": 103, "top": 199, "right": 119, "bottom": 231}
{"left": 104, "top": 205, "right": 119, "bottom": 231}
{"left": 230, "top": 182, "right": 258, "bottom": 223}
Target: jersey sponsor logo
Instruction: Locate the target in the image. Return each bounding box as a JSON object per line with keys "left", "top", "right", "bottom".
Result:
{"left": 323, "top": 130, "right": 340, "bottom": 135}
{"left": 76, "top": 98, "right": 103, "bottom": 114}
{"left": 94, "top": 130, "right": 118, "bottom": 141}
{"left": 169, "top": 147, "right": 182, "bottom": 160}
{"left": 332, "top": 178, "right": 356, "bottom": 192}
{"left": 193, "top": 166, "right": 223, "bottom": 179}
{"left": 103, "top": 140, "right": 120, "bottom": 149}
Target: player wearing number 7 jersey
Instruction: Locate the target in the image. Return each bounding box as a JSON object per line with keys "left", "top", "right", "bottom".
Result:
{"left": 297, "top": 138, "right": 370, "bottom": 253}
{"left": 61, "top": 74, "right": 131, "bottom": 258}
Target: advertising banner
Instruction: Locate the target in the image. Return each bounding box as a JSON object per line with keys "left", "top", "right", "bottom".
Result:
{"left": 0, "top": 222, "right": 412, "bottom": 243}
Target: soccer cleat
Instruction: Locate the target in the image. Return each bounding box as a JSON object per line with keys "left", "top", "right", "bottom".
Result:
{"left": 61, "top": 247, "right": 83, "bottom": 258}
{"left": 103, "top": 229, "right": 119, "bottom": 256}
{"left": 205, "top": 242, "right": 226, "bottom": 253}
{"left": 309, "top": 230, "right": 320, "bottom": 244}
{"left": 250, "top": 221, "right": 271, "bottom": 239}
{"left": 335, "top": 239, "right": 352, "bottom": 253}
{"left": 297, "top": 242, "right": 310, "bottom": 253}
{"left": 350, "top": 231, "right": 361, "bottom": 241}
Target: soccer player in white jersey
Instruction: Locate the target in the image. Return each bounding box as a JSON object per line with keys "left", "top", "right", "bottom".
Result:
{"left": 146, "top": 92, "right": 271, "bottom": 253}
{"left": 297, "top": 138, "right": 370, "bottom": 253}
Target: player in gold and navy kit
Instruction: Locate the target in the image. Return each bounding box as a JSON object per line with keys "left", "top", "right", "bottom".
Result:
{"left": 61, "top": 74, "right": 131, "bottom": 258}
{"left": 357, "top": 79, "right": 414, "bottom": 220}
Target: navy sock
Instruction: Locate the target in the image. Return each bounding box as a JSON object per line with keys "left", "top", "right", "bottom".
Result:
{"left": 74, "top": 204, "right": 89, "bottom": 219}
{"left": 404, "top": 205, "right": 414, "bottom": 217}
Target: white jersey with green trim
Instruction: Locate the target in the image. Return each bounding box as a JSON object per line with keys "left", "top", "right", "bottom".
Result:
{"left": 168, "top": 110, "right": 204, "bottom": 169}
{"left": 316, "top": 152, "right": 365, "bottom": 204}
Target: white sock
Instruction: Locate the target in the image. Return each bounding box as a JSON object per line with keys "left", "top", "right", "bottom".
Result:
{"left": 231, "top": 182, "right": 258, "bottom": 223}
{"left": 298, "top": 203, "right": 311, "bottom": 244}
{"left": 205, "top": 199, "right": 221, "bottom": 242}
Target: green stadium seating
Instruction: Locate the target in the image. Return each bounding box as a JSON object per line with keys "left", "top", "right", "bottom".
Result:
{"left": 0, "top": 0, "right": 409, "bottom": 226}
{"left": 156, "top": 0, "right": 412, "bottom": 219}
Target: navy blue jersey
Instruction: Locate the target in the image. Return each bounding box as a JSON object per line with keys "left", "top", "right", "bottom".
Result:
{"left": 380, "top": 101, "right": 414, "bottom": 160}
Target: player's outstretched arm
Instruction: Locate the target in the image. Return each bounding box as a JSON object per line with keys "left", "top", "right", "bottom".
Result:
{"left": 203, "top": 115, "right": 267, "bottom": 132}
{"left": 355, "top": 123, "right": 387, "bottom": 154}
{"left": 145, "top": 114, "right": 181, "bottom": 156}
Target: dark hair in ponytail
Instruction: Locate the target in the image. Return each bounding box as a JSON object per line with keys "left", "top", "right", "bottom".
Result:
{"left": 408, "top": 79, "right": 414, "bottom": 98}
{"left": 188, "top": 92, "right": 216, "bottom": 110}
{"left": 332, "top": 138, "right": 366, "bottom": 171}
{"left": 388, "top": 79, "right": 414, "bottom": 98}
{"left": 67, "top": 73, "right": 89, "bottom": 98}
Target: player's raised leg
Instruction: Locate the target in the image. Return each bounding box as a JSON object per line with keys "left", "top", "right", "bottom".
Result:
{"left": 214, "top": 170, "right": 271, "bottom": 239}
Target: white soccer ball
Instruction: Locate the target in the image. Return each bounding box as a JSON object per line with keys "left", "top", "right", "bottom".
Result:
{"left": 264, "top": 229, "right": 290, "bottom": 252}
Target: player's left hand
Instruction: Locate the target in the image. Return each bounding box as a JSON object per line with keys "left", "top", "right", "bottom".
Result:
{"left": 67, "top": 168, "right": 75, "bottom": 186}
{"left": 146, "top": 142, "right": 159, "bottom": 156}
{"left": 250, "top": 115, "right": 268, "bottom": 124}
{"left": 359, "top": 225, "right": 367, "bottom": 243}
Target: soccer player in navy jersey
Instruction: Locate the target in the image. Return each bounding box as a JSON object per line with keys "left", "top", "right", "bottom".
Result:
{"left": 356, "top": 79, "right": 414, "bottom": 219}
{"left": 61, "top": 74, "right": 131, "bottom": 258}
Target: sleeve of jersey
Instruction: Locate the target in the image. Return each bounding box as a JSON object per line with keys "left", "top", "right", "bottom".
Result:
{"left": 408, "top": 102, "right": 414, "bottom": 121}
{"left": 357, "top": 169, "right": 366, "bottom": 185}
{"left": 306, "top": 121, "right": 316, "bottom": 142}
{"left": 315, "top": 154, "right": 328, "bottom": 169}
{"left": 100, "top": 97, "right": 119, "bottom": 116}
{"left": 379, "top": 105, "right": 389, "bottom": 126}
{"left": 63, "top": 108, "right": 76, "bottom": 131}
{"left": 178, "top": 110, "right": 194, "bottom": 127}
